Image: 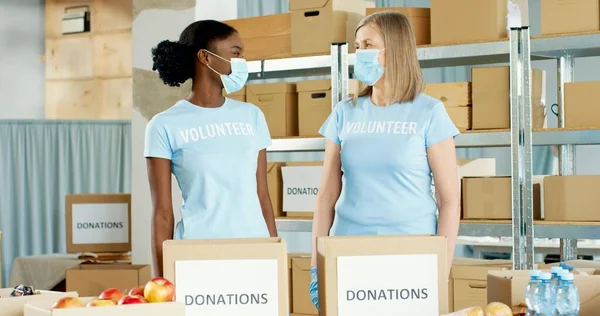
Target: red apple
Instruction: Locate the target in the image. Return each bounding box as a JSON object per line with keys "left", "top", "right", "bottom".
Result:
{"left": 144, "top": 277, "right": 175, "bottom": 303}
{"left": 128, "top": 286, "right": 145, "bottom": 297}
{"left": 52, "top": 297, "right": 84, "bottom": 309}
{"left": 99, "top": 288, "right": 123, "bottom": 304}
{"left": 87, "top": 299, "right": 115, "bottom": 307}
{"left": 118, "top": 295, "right": 147, "bottom": 305}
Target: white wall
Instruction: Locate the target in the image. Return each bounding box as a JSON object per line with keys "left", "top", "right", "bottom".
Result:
{"left": 0, "top": 0, "right": 46, "bottom": 119}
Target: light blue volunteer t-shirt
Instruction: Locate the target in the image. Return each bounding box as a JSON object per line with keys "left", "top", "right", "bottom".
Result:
{"left": 144, "top": 98, "right": 272, "bottom": 240}
{"left": 319, "top": 94, "right": 460, "bottom": 237}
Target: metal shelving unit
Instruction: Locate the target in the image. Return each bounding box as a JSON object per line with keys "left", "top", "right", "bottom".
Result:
{"left": 250, "top": 15, "right": 600, "bottom": 268}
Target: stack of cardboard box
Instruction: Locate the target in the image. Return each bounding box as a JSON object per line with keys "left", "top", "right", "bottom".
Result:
{"left": 424, "top": 82, "right": 472, "bottom": 130}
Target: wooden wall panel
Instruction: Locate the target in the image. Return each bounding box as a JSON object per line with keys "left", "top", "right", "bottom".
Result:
{"left": 98, "top": 78, "right": 133, "bottom": 119}
{"left": 46, "top": 80, "right": 98, "bottom": 119}
{"left": 93, "top": 32, "right": 132, "bottom": 78}
{"left": 92, "top": 0, "right": 133, "bottom": 33}
{"left": 46, "top": 36, "right": 94, "bottom": 80}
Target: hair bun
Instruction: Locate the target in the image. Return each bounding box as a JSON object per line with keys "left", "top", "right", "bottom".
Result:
{"left": 151, "top": 40, "right": 194, "bottom": 87}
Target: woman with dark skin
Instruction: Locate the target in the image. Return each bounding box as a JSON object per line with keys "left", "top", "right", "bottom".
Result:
{"left": 146, "top": 20, "right": 278, "bottom": 277}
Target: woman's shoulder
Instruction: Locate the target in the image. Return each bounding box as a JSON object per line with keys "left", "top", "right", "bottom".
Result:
{"left": 148, "top": 100, "right": 189, "bottom": 125}
{"left": 227, "top": 97, "right": 262, "bottom": 114}
{"left": 412, "top": 93, "right": 444, "bottom": 111}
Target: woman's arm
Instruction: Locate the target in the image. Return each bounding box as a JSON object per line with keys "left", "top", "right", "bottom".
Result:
{"left": 427, "top": 138, "right": 460, "bottom": 275}
{"left": 147, "top": 158, "right": 175, "bottom": 277}
{"left": 256, "top": 149, "right": 278, "bottom": 237}
{"left": 311, "top": 140, "right": 343, "bottom": 267}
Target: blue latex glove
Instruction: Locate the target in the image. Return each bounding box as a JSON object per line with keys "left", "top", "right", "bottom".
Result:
{"left": 309, "top": 266, "right": 319, "bottom": 309}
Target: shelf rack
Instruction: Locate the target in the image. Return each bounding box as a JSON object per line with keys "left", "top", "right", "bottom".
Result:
{"left": 248, "top": 23, "right": 600, "bottom": 268}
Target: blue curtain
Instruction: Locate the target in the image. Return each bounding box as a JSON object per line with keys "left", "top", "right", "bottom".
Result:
{"left": 0, "top": 120, "right": 131, "bottom": 286}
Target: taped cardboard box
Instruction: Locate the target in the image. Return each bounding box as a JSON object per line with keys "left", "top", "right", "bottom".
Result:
{"left": 223, "top": 86, "right": 246, "bottom": 102}
{"left": 564, "top": 81, "right": 600, "bottom": 128}
{"left": 282, "top": 161, "right": 323, "bottom": 218}
{"left": 24, "top": 297, "right": 184, "bottom": 316}
{"left": 317, "top": 235, "right": 449, "bottom": 315}
{"left": 65, "top": 194, "right": 131, "bottom": 254}
{"left": 431, "top": 0, "right": 507, "bottom": 44}
{"left": 247, "top": 83, "right": 298, "bottom": 137}
{"left": 450, "top": 259, "right": 512, "bottom": 312}
{"left": 544, "top": 175, "right": 600, "bottom": 221}
{"left": 291, "top": 256, "right": 318, "bottom": 315}
{"left": 472, "top": 67, "right": 546, "bottom": 130}
{"left": 66, "top": 264, "right": 151, "bottom": 297}
{"left": 224, "top": 13, "right": 291, "bottom": 61}
{"left": 290, "top": 0, "right": 374, "bottom": 56}
{"left": 488, "top": 268, "right": 600, "bottom": 316}
{"left": 0, "top": 289, "right": 77, "bottom": 316}
{"left": 424, "top": 82, "right": 471, "bottom": 108}
{"left": 541, "top": 0, "right": 600, "bottom": 35}
{"left": 163, "top": 238, "right": 289, "bottom": 316}
{"left": 446, "top": 107, "right": 471, "bottom": 131}
{"left": 366, "top": 7, "right": 430, "bottom": 45}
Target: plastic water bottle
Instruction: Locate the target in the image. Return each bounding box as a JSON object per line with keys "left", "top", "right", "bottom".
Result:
{"left": 550, "top": 266, "right": 563, "bottom": 291}
{"left": 533, "top": 272, "right": 555, "bottom": 315}
{"left": 556, "top": 273, "right": 580, "bottom": 316}
{"left": 525, "top": 269, "right": 542, "bottom": 311}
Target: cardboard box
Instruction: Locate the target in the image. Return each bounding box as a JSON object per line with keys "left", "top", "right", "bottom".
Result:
{"left": 297, "top": 80, "right": 332, "bottom": 136}
{"left": 462, "top": 177, "right": 542, "bottom": 220}
{"left": 366, "top": 7, "right": 430, "bottom": 45}
{"left": 282, "top": 162, "right": 323, "bottom": 218}
{"left": 446, "top": 107, "right": 471, "bottom": 131}
{"left": 431, "top": 0, "right": 507, "bottom": 44}
{"left": 24, "top": 297, "right": 184, "bottom": 316}
{"left": 290, "top": 0, "right": 374, "bottom": 56}
{"left": 456, "top": 159, "right": 496, "bottom": 179}
{"left": 472, "top": 67, "right": 546, "bottom": 130}
{"left": 424, "top": 82, "right": 471, "bottom": 108}
{"left": 317, "top": 235, "right": 449, "bottom": 315}
{"left": 291, "top": 256, "right": 318, "bottom": 315}
{"left": 564, "top": 81, "right": 600, "bottom": 128}
{"left": 223, "top": 86, "right": 246, "bottom": 102}
{"left": 65, "top": 264, "right": 151, "bottom": 297}
{"left": 541, "top": 0, "right": 600, "bottom": 35}
{"left": 163, "top": 238, "right": 289, "bottom": 316}
{"left": 0, "top": 289, "right": 77, "bottom": 316}
{"left": 224, "top": 13, "right": 291, "bottom": 61}
{"left": 65, "top": 194, "right": 131, "bottom": 254}
{"left": 287, "top": 253, "right": 309, "bottom": 313}
{"left": 488, "top": 269, "right": 600, "bottom": 316}
{"left": 247, "top": 83, "right": 298, "bottom": 137}
{"left": 450, "top": 259, "right": 512, "bottom": 312}
{"left": 544, "top": 175, "right": 600, "bottom": 221}
{"left": 268, "top": 162, "right": 286, "bottom": 218}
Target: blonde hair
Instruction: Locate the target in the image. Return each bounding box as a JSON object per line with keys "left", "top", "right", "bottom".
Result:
{"left": 352, "top": 11, "right": 424, "bottom": 105}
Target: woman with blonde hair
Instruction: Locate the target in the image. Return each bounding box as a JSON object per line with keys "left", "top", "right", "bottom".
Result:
{"left": 309, "top": 11, "right": 461, "bottom": 308}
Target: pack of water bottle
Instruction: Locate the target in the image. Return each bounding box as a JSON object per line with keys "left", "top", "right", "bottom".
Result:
{"left": 525, "top": 266, "right": 581, "bottom": 315}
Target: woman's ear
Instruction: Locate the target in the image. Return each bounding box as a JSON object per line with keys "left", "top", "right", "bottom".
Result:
{"left": 197, "top": 50, "right": 210, "bottom": 66}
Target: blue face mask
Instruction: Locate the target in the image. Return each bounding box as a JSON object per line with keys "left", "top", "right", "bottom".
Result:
{"left": 354, "top": 48, "right": 385, "bottom": 86}
{"left": 203, "top": 50, "right": 248, "bottom": 94}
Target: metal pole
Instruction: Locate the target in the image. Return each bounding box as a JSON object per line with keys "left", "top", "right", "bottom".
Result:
{"left": 340, "top": 43, "right": 349, "bottom": 101}
{"left": 330, "top": 44, "right": 341, "bottom": 109}
{"left": 557, "top": 55, "right": 578, "bottom": 261}
{"left": 521, "top": 27, "right": 535, "bottom": 269}
{"left": 510, "top": 27, "right": 526, "bottom": 270}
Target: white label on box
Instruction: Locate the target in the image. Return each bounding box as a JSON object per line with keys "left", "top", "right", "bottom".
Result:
{"left": 337, "top": 254, "right": 439, "bottom": 316}
{"left": 282, "top": 166, "right": 322, "bottom": 212}
{"left": 175, "top": 259, "right": 279, "bottom": 315}
{"left": 71, "top": 203, "right": 129, "bottom": 244}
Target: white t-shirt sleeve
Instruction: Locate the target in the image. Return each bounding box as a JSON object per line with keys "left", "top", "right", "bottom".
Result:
{"left": 144, "top": 117, "right": 173, "bottom": 159}
{"left": 255, "top": 109, "right": 272, "bottom": 150}
{"left": 425, "top": 103, "right": 460, "bottom": 148}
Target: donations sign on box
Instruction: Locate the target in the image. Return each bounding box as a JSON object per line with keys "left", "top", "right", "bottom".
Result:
{"left": 282, "top": 162, "right": 323, "bottom": 214}
{"left": 65, "top": 194, "right": 131, "bottom": 253}
{"left": 337, "top": 254, "right": 440, "bottom": 316}
{"left": 175, "top": 259, "right": 279, "bottom": 315}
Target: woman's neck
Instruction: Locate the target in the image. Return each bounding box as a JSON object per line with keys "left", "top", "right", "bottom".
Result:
{"left": 370, "top": 84, "right": 388, "bottom": 107}
{"left": 187, "top": 78, "right": 225, "bottom": 108}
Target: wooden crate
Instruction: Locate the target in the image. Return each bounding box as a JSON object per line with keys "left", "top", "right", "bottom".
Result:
{"left": 93, "top": 31, "right": 132, "bottom": 77}
{"left": 46, "top": 79, "right": 97, "bottom": 119}
{"left": 45, "top": 36, "right": 94, "bottom": 80}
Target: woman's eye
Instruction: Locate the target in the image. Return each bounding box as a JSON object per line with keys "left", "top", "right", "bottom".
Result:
{"left": 233, "top": 52, "right": 240, "bottom": 57}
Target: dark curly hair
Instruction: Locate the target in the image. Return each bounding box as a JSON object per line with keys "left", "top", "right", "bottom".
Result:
{"left": 151, "top": 20, "right": 238, "bottom": 87}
